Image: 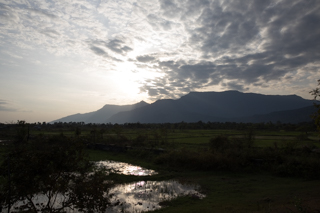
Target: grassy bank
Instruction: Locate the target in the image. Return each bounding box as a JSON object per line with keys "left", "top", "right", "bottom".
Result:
{"left": 87, "top": 149, "right": 320, "bottom": 212}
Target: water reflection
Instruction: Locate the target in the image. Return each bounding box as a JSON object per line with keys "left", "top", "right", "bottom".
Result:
{"left": 8, "top": 193, "right": 73, "bottom": 213}
{"left": 108, "top": 180, "right": 205, "bottom": 213}
{"left": 6, "top": 180, "right": 204, "bottom": 213}
{"left": 0, "top": 140, "right": 9, "bottom": 145}
{"left": 96, "top": 160, "right": 158, "bottom": 176}
{"left": 3, "top": 161, "right": 205, "bottom": 212}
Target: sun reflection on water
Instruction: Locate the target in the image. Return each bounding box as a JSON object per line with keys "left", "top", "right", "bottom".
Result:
{"left": 96, "top": 160, "right": 158, "bottom": 176}
{"left": 109, "top": 180, "right": 205, "bottom": 212}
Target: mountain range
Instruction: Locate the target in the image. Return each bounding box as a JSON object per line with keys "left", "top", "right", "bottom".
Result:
{"left": 51, "top": 91, "right": 316, "bottom": 124}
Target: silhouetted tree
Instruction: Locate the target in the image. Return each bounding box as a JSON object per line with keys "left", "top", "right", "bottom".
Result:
{"left": 310, "top": 79, "right": 320, "bottom": 133}
{"left": 15, "top": 120, "right": 29, "bottom": 143}
{"left": 0, "top": 134, "right": 112, "bottom": 212}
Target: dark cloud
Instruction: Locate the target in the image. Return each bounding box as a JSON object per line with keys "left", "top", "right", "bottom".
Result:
{"left": 40, "top": 29, "right": 60, "bottom": 38}
{"left": 90, "top": 46, "right": 107, "bottom": 56}
{"left": 180, "top": 0, "right": 210, "bottom": 20}
{"left": 27, "top": 8, "right": 57, "bottom": 19}
{"left": 141, "top": 0, "right": 320, "bottom": 99}
{"left": 105, "top": 39, "right": 133, "bottom": 55}
{"left": 190, "top": 1, "right": 261, "bottom": 56}
{"left": 0, "top": 3, "right": 20, "bottom": 24}
{"left": 147, "top": 14, "right": 172, "bottom": 31}
{"left": 139, "top": 60, "right": 214, "bottom": 99}
{"left": 148, "top": 88, "right": 158, "bottom": 96}
{"left": 136, "top": 55, "right": 156, "bottom": 63}
{"left": 159, "top": 0, "right": 181, "bottom": 19}
{"left": 88, "top": 38, "right": 133, "bottom": 62}
{"left": 88, "top": 39, "right": 130, "bottom": 62}
{"left": 221, "top": 82, "right": 249, "bottom": 92}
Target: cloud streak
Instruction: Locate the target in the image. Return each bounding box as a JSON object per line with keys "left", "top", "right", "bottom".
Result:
{"left": 0, "top": 100, "right": 17, "bottom": 112}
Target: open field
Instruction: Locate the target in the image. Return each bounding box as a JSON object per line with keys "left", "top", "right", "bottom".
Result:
{"left": 8, "top": 127, "right": 318, "bottom": 148}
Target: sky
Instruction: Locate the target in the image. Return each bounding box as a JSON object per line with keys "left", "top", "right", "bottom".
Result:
{"left": 0, "top": 0, "right": 320, "bottom": 123}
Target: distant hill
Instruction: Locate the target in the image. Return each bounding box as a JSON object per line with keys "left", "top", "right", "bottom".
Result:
{"left": 236, "top": 105, "right": 316, "bottom": 123}
{"left": 51, "top": 101, "right": 149, "bottom": 123}
{"left": 108, "top": 91, "right": 315, "bottom": 123}
{"left": 51, "top": 91, "right": 317, "bottom": 124}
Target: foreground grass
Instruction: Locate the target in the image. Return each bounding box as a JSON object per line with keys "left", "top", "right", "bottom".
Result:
{"left": 88, "top": 149, "right": 320, "bottom": 213}
{"left": 153, "top": 173, "right": 320, "bottom": 213}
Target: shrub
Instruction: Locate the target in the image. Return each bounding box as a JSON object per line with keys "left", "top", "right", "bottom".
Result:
{"left": 209, "top": 135, "right": 230, "bottom": 152}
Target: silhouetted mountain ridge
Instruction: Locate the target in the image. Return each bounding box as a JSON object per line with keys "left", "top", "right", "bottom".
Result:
{"left": 51, "top": 101, "right": 149, "bottom": 123}
{"left": 108, "top": 91, "right": 314, "bottom": 123}
{"left": 51, "top": 91, "right": 316, "bottom": 124}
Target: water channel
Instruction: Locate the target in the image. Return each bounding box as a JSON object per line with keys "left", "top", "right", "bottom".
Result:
{"left": 4, "top": 160, "right": 205, "bottom": 213}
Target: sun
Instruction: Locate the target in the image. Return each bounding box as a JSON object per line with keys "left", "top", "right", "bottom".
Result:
{"left": 109, "top": 61, "right": 147, "bottom": 102}
{"left": 111, "top": 59, "right": 165, "bottom": 103}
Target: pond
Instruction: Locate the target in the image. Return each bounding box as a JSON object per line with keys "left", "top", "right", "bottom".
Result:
{"left": 4, "top": 160, "right": 205, "bottom": 213}
{"left": 0, "top": 139, "right": 9, "bottom": 144}
{"left": 95, "top": 160, "right": 158, "bottom": 176}
{"left": 108, "top": 180, "right": 205, "bottom": 212}
{"left": 96, "top": 160, "right": 204, "bottom": 212}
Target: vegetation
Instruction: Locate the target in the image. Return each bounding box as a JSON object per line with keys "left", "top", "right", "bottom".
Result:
{"left": 310, "top": 79, "right": 320, "bottom": 133}
{"left": 0, "top": 118, "right": 320, "bottom": 212}
{"left": 0, "top": 123, "right": 112, "bottom": 213}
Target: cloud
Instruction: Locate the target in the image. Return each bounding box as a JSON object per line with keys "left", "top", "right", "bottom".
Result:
{"left": 90, "top": 46, "right": 107, "bottom": 56}
{"left": 0, "top": 0, "right": 109, "bottom": 55}
{"left": 88, "top": 38, "right": 135, "bottom": 62}
{"left": 1, "top": 0, "right": 320, "bottom": 109}
{"left": 0, "top": 3, "right": 20, "bottom": 24}
{"left": 26, "top": 8, "right": 57, "bottom": 20}
{"left": 159, "top": 0, "right": 182, "bottom": 20}
{"left": 136, "top": 55, "right": 156, "bottom": 63}
{"left": 40, "top": 29, "right": 61, "bottom": 39}
{"left": 136, "top": 0, "right": 320, "bottom": 100}
{"left": 147, "top": 14, "right": 173, "bottom": 31}
{"left": 1, "top": 50, "right": 23, "bottom": 59}
{"left": 105, "top": 39, "right": 133, "bottom": 55}
{"left": 0, "top": 100, "right": 17, "bottom": 112}
{"left": 221, "top": 81, "right": 249, "bottom": 92}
